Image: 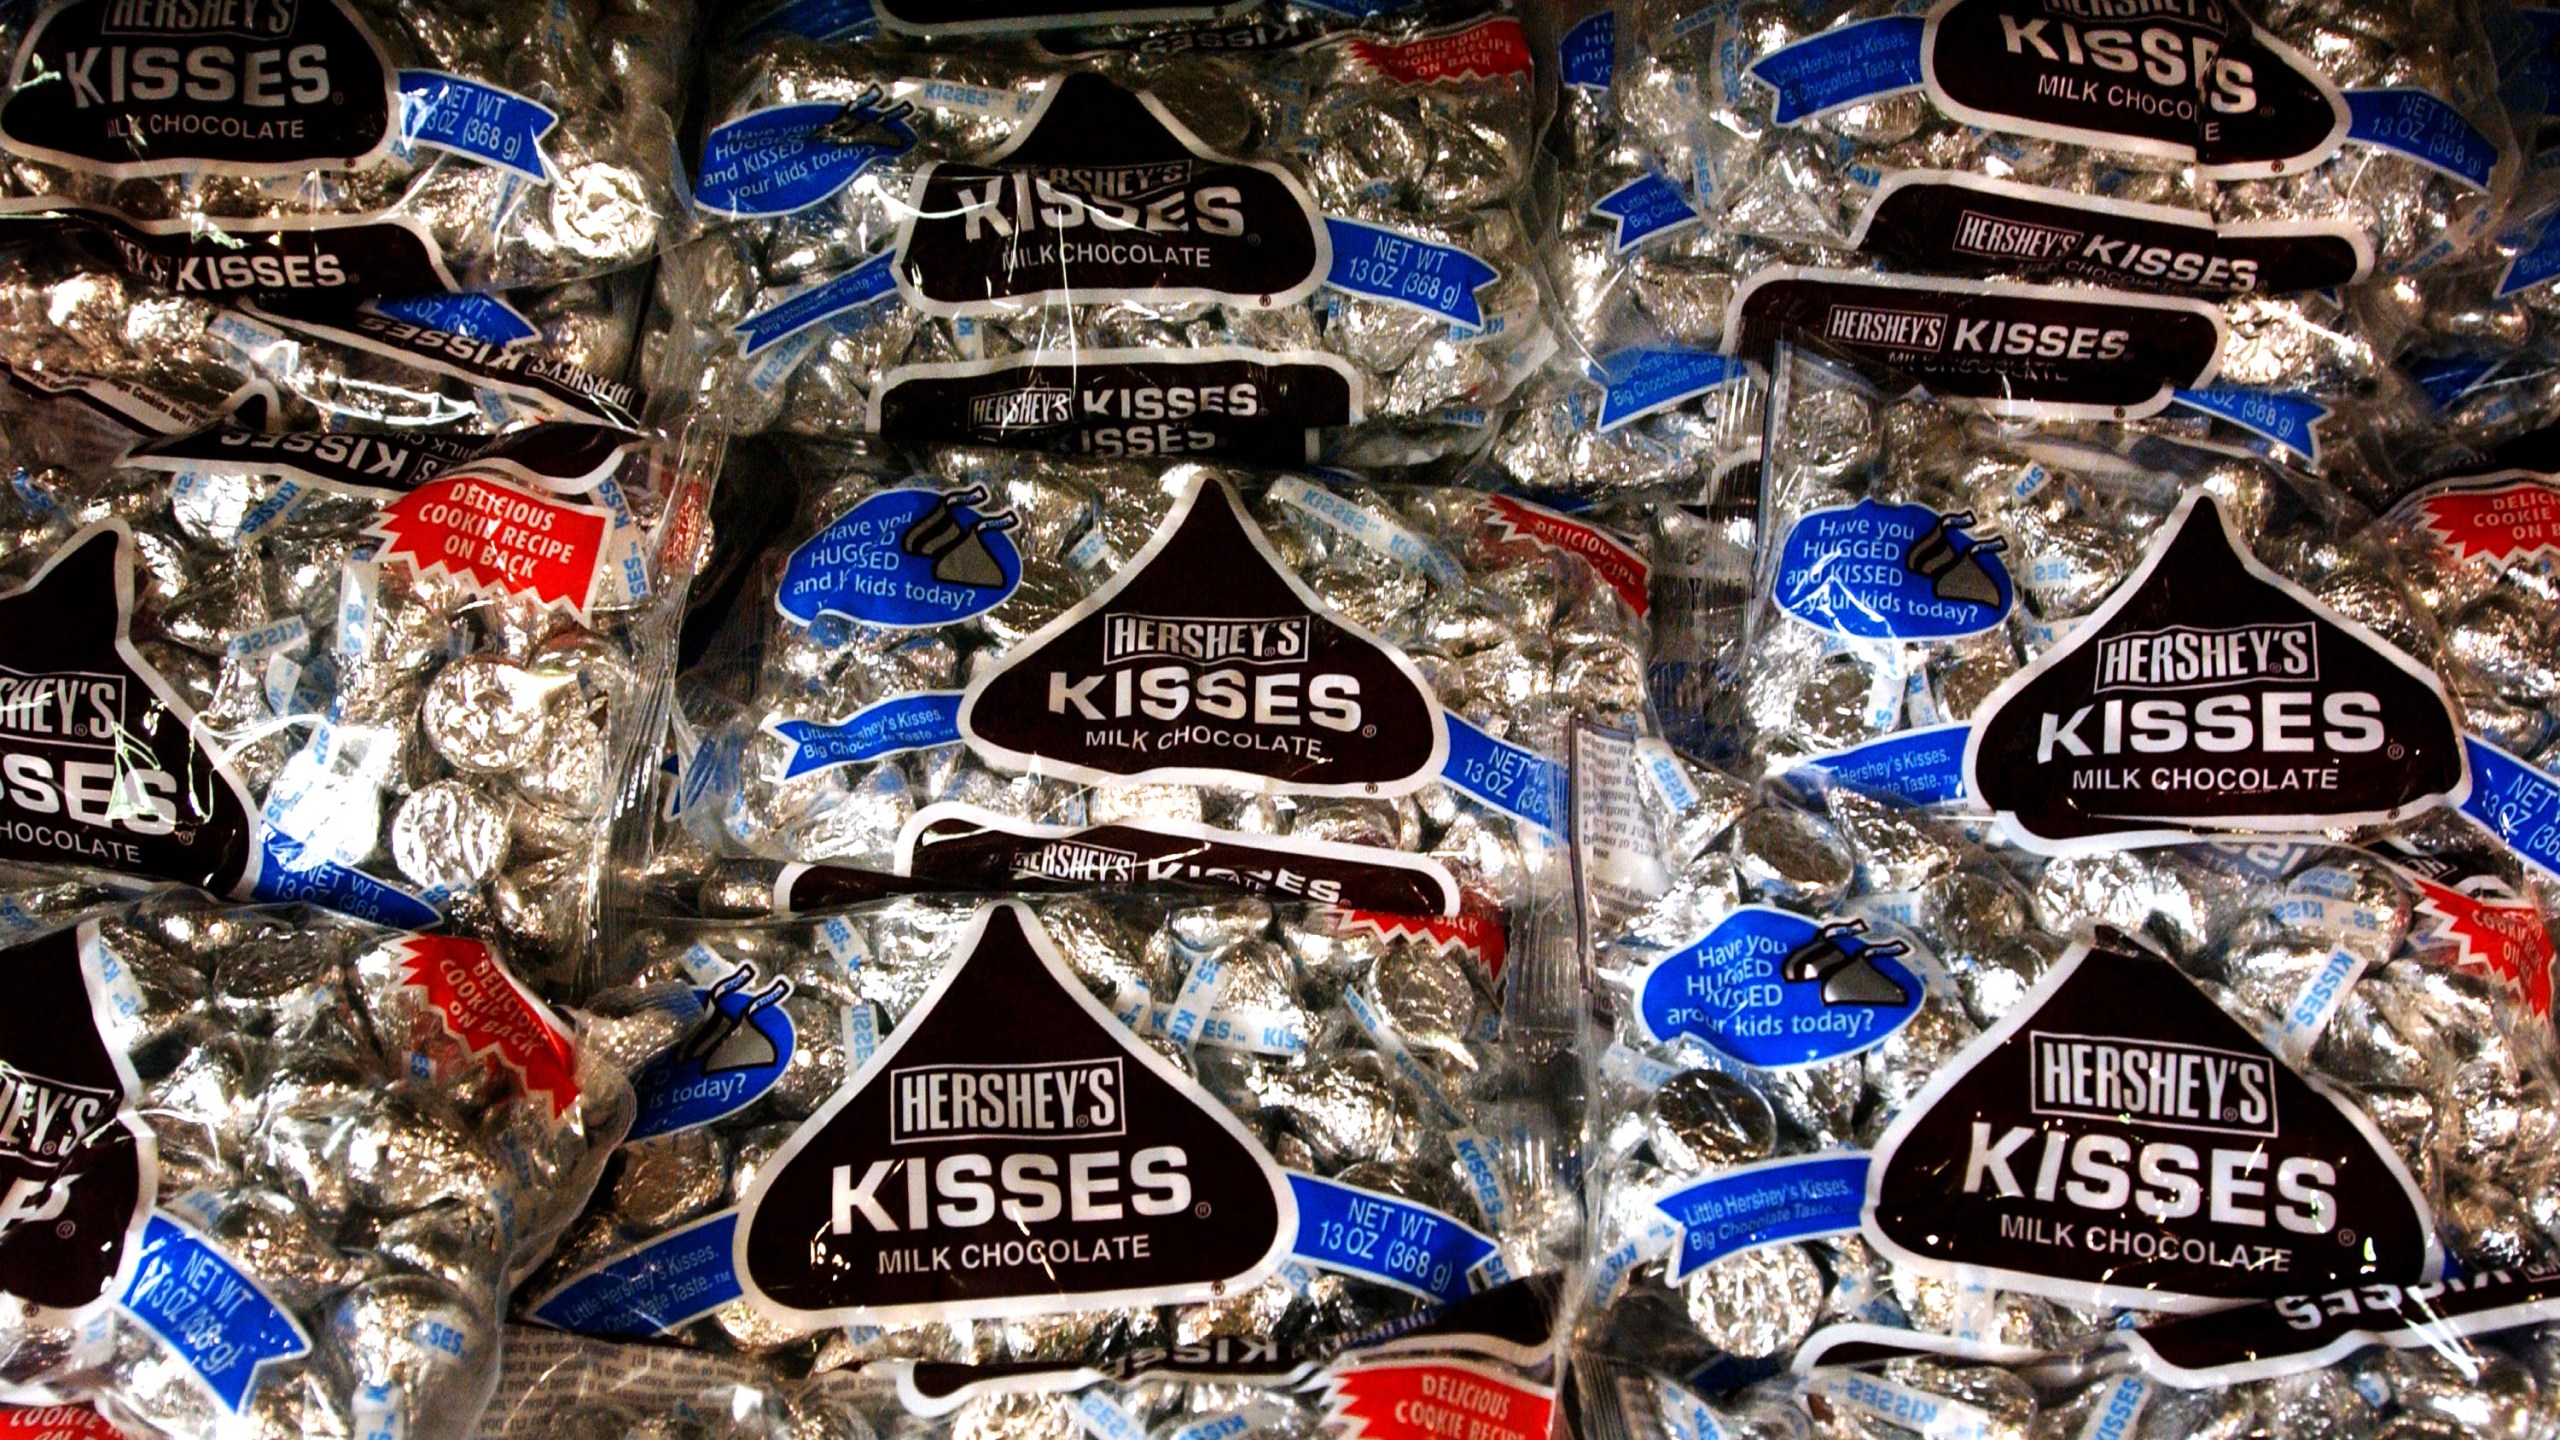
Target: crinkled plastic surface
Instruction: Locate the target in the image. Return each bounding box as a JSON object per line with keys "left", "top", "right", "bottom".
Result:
{"left": 644, "top": 14, "right": 1549, "bottom": 465}
{"left": 0, "top": 418, "right": 707, "bottom": 990}
{"left": 0, "top": 0, "right": 688, "bottom": 294}
{"left": 521, "top": 896, "right": 1575, "bottom": 1380}
{"left": 643, "top": 446, "right": 1635, "bottom": 935}
{"left": 1575, "top": 765, "right": 2560, "bottom": 1428}
{"left": 488, "top": 1273, "right": 1562, "bottom": 1440}
{"left": 0, "top": 248, "right": 648, "bottom": 437}
{"left": 0, "top": 892, "right": 631, "bottom": 1440}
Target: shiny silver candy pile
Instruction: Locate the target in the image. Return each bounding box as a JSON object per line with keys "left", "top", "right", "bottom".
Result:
{"left": 4, "top": 0, "right": 2560, "bottom": 1436}
{"left": 658, "top": 451, "right": 1634, "bottom": 912}
{"left": 0, "top": 423, "right": 680, "bottom": 990}
{"left": 645, "top": 17, "right": 1546, "bottom": 463}
{"left": 0, "top": 895, "right": 629, "bottom": 1440}
{"left": 531, "top": 895, "right": 1571, "bottom": 1368}
{"left": 0, "top": 0, "right": 686, "bottom": 290}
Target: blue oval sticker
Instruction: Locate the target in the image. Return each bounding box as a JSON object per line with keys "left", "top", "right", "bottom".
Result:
{"left": 1636, "top": 905, "right": 1926, "bottom": 1067}
{"left": 777, "top": 486, "right": 1023, "bottom": 629}
{"left": 628, "top": 965, "right": 798, "bottom": 1140}
{"left": 1775, "top": 499, "right": 2012, "bottom": 640}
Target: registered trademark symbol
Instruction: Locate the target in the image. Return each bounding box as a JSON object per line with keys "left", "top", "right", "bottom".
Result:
{"left": 1195, "top": 1202, "right": 1211, "bottom": 1218}
{"left": 2339, "top": 1229, "right": 2357, "bottom": 1246}
{"left": 2221, "top": 1107, "right": 2237, "bottom": 1121}
{"left": 2388, "top": 743, "right": 2405, "bottom": 759}
{"left": 54, "top": 1221, "right": 72, "bottom": 1238}
{"left": 1362, "top": 724, "right": 1376, "bottom": 737}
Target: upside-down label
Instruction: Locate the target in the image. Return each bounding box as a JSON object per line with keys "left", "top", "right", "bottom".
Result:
{"left": 1341, "top": 19, "right": 1534, "bottom": 85}
{"left": 1323, "top": 1359, "right": 1554, "bottom": 1440}
{"left": 369, "top": 473, "right": 615, "bottom": 620}
{"left": 1322, "top": 907, "right": 1508, "bottom": 984}
{"left": 394, "top": 935, "right": 581, "bottom": 1116}
{"left": 1485, "top": 496, "right": 1649, "bottom": 617}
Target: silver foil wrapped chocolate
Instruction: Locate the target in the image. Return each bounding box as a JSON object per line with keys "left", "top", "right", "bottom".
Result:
{"left": 0, "top": 418, "right": 703, "bottom": 990}
{"left": 0, "top": 893, "right": 630, "bottom": 1440}
{"left": 1580, "top": 762, "right": 2560, "bottom": 1424}
{"left": 645, "top": 15, "right": 1546, "bottom": 465}
{"left": 0, "top": 0, "right": 687, "bottom": 295}
{"left": 0, "top": 247, "right": 647, "bottom": 437}
{"left": 519, "top": 897, "right": 1571, "bottom": 1376}
{"left": 646, "top": 448, "right": 1639, "bottom": 933}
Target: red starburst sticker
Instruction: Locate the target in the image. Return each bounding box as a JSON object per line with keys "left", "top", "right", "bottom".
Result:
{"left": 0, "top": 1407, "right": 132, "bottom": 1440}
{"left": 1486, "top": 495, "right": 1650, "bottom": 617}
{"left": 2411, "top": 478, "right": 2560, "bottom": 565}
{"left": 1324, "top": 907, "right": 1509, "bottom": 984}
{"left": 369, "top": 472, "right": 616, "bottom": 619}
{"left": 2410, "top": 877, "right": 2555, "bottom": 1016}
{"left": 395, "top": 935, "right": 582, "bottom": 1116}
{"left": 1324, "top": 1360, "right": 1554, "bottom": 1440}
{"left": 1345, "top": 18, "right": 1532, "bottom": 85}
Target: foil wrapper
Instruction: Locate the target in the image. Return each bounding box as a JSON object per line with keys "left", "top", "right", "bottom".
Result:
{"left": 1580, "top": 769, "right": 2560, "bottom": 1415}
{"left": 1737, "top": 344, "right": 2449, "bottom": 786}
{"left": 0, "top": 894, "right": 629, "bottom": 1440}
{"left": 2353, "top": 189, "right": 2560, "bottom": 480}
{"left": 1553, "top": 0, "right": 2519, "bottom": 397}
{"left": 0, "top": 0, "right": 687, "bottom": 292}
{"left": 483, "top": 1269, "right": 1561, "bottom": 1440}
{"left": 0, "top": 419, "right": 699, "bottom": 990}
{"left": 0, "top": 248, "right": 646, "bottom": 437}
{"left": 645, "top": 16, "right": 1546, "bottom": 465}
{"left": 645, "top": 447, "right": 1641, "bottom": 930}
{"left": 519, "top": 897, "right": 1569, "bottom": 1375}
{"left": 2379, "top": 464, "right": 2560, "bottom": 764}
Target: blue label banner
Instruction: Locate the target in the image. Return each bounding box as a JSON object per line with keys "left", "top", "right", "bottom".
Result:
{"left": 251, "top": 830, "right": 440, "bottom": 930}
{"left": 1562, "top": 10, "right": 1616, "bottom": 91}
{"left": 1655, "top": 1152, "right": 1870, "bottom": 1280}
{"left": 742, "top": 0, "right": 877, "bottom": 41}
{"left": 1593, "top": 348, "right": 1744, "bottom": 431}
{"left": 1791, "top": 723, "right": 1973, "bottom": 807}
{"left": 2169, "top": 386, "right": 2330, "bottom": 463}
{"left": 1591, "top": 172, "right": 1702, "bottom": 254}
{"left": 398, "top": 72, "right": 558, "bottom": 182}
{"left": 735, "top": 254, "right": 900, "bottom": 355}
{"left": 777, "top": 488, "right": 1021, "bottom": 628}
{"left": 629, "top": 970, "right": 798, "bottom": 1140}
{"left": 1749, "top": 17, "right": 1924, "bottom": 125}
{"left": 529, "top": 1211, "right": 744, "bottom": 1339}
{"left": 1775, "top": 500, "right": 2011, "bottom": 640}
{"left": 769, "top": 693, "right": 964, "bottom": 779}
{"left": 2347, "top": 89, "right": 2502, "bottom": 189}
{"left": 1636, "top": 905, "right": 1923, "bottom": 1067}
{"left": 696, "top": 97, "right": 916, "bottom": 218}
{"left": 121, "top": 1214, "right": 310, "bottom": 1412}
{"left": 2458, "top": 735, "right": 2560, "bottom": 881}
{"left": 2411, "top": 354, "right": 2505, "bottom": 409}
{"left": 1443, "top": 713, "right": 1566, "bottom": 833}
{"left": 370, "top": 293, "right": 539, "bottom": 345}
{"left": 1324, "top": 219, "right": 1500, "bottom": 330}
{"left": 2501, "top": 205, "right": 2560, "bottom": 296}
{"left": 1287, "top": 1173, "right": 1503, "bottom": 1303}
